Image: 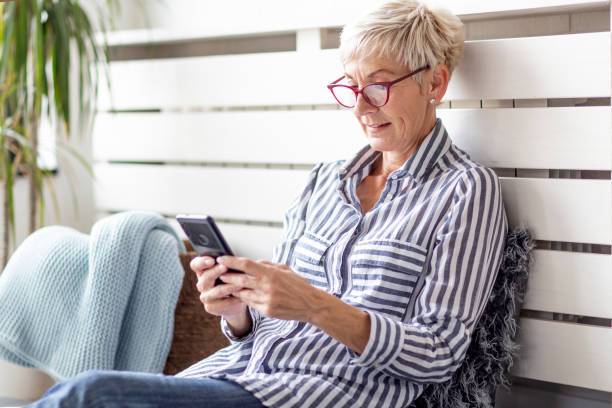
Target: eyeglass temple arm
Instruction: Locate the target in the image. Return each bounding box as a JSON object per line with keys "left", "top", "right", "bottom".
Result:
{"left": 387, "top": 65, "right": 430, "bottom": 86}
{"left": 328, "top": 65, "right": 428, "bottom": 88}
{"left": 328, "top": 75, "right": 345, "bottom": 86}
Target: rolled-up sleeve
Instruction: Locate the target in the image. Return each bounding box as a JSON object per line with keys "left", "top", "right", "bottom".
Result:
{"left": 220, "top": 306, "right": 263, "bottom": 343}
{"left": 350, "top": 166, "right": 508, "bottom": 383}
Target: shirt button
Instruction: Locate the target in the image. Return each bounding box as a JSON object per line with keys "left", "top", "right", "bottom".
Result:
{"left": 386, "top": 193, "right": 393, "bottom": 200}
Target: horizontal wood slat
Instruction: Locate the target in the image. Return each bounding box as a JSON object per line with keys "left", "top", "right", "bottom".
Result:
{"left": 447, "top": 32, "right": 610, "bottom": 100}
{"left": 501, "top": 178, "right": 611, "bottom": 245}
{"left": 98, "top": 33, "right": 610, "bottom": 110}
{"left": 92, "top": 110, "right": 364, "bottom": 164}
{"left": 523, "top": 250, "right": 612, "bottom": 318}
{"left": 513, "top": 318, "right": 612, "bottom": 392}
{"left": 93, "top": 164, "right": 310, "bottom": 223}
{"left": 94, "top": 164, "right": 611, "bottom": 244}
{"left": 97, "top": 50, "right": 338, "bottom": 110}
{"left": 93, "top": 106, "right": 611, "bottom": 170}
{"left": 439, "top": 107, "right": 611, "bottom": 170}
{"left": 101, "top": 0, "right": 607, "bottom": 46}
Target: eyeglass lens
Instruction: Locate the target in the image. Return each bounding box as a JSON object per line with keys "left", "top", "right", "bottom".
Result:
{"left": 332, "top": 84, "right": 388, "bottom": 108}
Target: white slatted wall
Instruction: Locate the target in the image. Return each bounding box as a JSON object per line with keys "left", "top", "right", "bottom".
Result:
{"left": 93, "top": 0, "right": 612, "bottom": 403}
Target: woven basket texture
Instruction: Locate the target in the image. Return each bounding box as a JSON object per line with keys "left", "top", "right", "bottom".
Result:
{"left": 163, "top": 243, "right": 230, "bottom": 375}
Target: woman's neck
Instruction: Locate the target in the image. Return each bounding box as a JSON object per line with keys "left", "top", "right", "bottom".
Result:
{"left": 371, "top": 117, "right": 437, "bottom": 178}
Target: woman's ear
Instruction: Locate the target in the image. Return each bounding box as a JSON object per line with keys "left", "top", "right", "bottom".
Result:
{"left": 429, "top": 64, "right": 450, "bottom": 103}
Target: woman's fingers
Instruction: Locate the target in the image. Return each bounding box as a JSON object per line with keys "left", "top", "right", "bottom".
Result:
{"left": 217, "top": 256, "right": 268, "bottom": 278}
{"left": 234, "top": 288, "right": 266, "bottom": 305}
{"left": 190, "top": 256, "right": 215, "bottom": 278}
{"left": 202, "top": 293, "right": 245, "bottom": 316}
{"left": 196, "top": 263, "right": 228, "bottom": 292}
{"left": 199, "top": 281, "right": 242, "bottom": 303}
{"left": 219, "top": 271, "right": 258, "bottom": 289}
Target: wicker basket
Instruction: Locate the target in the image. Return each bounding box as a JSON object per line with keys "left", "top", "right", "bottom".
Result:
{"left": 163, "top": 242, "right": 230, "bottom": 375}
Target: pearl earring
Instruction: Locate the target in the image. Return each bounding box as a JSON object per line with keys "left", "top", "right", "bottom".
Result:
{"left": 429, "top": 98, "right": 436, "bottom": 104}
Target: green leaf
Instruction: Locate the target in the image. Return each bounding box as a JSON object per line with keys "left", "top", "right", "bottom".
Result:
{"left": 0, "top": 3, "right": 16, "bottom": 86}
{"left": 0, "top": 0, "right": 121, "bottom": 237}
{"left": 31, "top": 0, "right": 44, "bottom": 114}
{"left": 56, "top": 139, "right": 95, "bottom": 180}
{"left": 40, "top": 163, "right": 61, "bottom": 223}
{"left": 15, "top": 0, "right": 28, "bottom": 91}
{"left": 55, "top": 147, "right": 81, "bottom": 221}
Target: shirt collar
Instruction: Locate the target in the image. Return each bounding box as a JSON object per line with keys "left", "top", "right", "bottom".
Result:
{"left": 338, "top": 118, "right": 451, "bottom": 182}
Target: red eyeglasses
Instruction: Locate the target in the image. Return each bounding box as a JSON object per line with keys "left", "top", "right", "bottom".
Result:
{"left": 327, "top": 65, "right": 430, "bottom": 108}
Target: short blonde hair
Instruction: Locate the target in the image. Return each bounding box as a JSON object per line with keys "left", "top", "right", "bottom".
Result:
{"left": 339, "top": 1, "right": 464, "bottom": 88}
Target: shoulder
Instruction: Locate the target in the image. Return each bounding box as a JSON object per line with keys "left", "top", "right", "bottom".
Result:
{"left": 438, "top": 144, "right": 501, "bottom": 197}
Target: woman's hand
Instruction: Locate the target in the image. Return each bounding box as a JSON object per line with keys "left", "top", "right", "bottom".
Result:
{"left": 190, "top": 256, "right": 252, "bottom": 336}
{"left": 217, "top": 256, "right": 326, "bottom": 322}
{"left": 217, "top": 256, "right": 371, "bottom": 353}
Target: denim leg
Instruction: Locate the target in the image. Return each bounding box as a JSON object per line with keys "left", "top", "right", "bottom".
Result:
{"left": 26, "top": 370, "right": 264, "bottom": 408}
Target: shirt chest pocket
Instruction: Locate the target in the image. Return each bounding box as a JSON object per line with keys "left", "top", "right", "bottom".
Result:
{"left": 348, "top": 239, "right": 428, "bottom": 320}
{"left": 291, "top": 232, "right": 332, "bottom": 290}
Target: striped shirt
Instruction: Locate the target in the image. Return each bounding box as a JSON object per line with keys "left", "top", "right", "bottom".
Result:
{"left": 177, "top": 119, "right": 508, "bottom": 408}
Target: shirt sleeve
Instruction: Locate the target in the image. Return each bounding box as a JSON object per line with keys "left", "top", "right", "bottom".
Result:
{"left": 349, "top": 166, "right": 508, "bottom": 383}
{"left": 271, "top": 162, "right": 324, "bottom": 265}
{"left": 220, "top": 306, "right": 263, "bottom": 343}
{"left": 220, "top": 162, "right": 324, "bottom": 342}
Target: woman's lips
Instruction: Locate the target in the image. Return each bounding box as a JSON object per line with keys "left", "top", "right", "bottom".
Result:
{"left": 366, "top": 122, "right": 391, "bottom": 133}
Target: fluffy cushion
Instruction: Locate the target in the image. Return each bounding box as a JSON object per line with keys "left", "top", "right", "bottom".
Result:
{"left": 411, "top": 227, "right": 534, "bottom": 408}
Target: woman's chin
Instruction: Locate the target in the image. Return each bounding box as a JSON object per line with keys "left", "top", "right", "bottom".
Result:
{"left": 366, "top": 137, "right": 396, "bottom": 152}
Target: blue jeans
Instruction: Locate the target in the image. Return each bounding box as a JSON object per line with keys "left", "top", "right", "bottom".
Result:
{"left": 26, "top": 370, "right": 264, "bottom": 408}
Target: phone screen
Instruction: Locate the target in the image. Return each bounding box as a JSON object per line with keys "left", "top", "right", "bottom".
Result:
{"left": 176, "top": 214, "right": 238, "bottom": 286}
{"left": 182, "top": 220, "right": 227, "bottom": 256}
{"left": 176, "top": 214, "right": 233, "bottom": 256}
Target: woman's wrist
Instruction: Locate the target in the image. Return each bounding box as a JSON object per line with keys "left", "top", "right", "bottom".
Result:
{"left": 307, "top": 291, "right": 371, "bottom": 354}
{"left": 224, "top": 306, "right": 252, "bottom": 338}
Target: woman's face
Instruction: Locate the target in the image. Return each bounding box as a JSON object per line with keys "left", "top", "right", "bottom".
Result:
{"left": 343, "top": 55, "right": 436, "bottom": 158}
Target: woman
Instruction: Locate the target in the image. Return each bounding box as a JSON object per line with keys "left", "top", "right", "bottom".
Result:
{"left": 29, "top": 1, "right": 507, "bottom": 407}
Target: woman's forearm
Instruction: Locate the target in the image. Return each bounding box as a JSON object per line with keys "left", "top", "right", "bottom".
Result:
{"left": 307, "top": 290, "right": 371, "bottom": 355}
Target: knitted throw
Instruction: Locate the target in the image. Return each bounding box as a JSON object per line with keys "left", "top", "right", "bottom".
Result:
{"left": 411, "top": 227, "right": 534, "bottom": 408}
{"left": 0, "top": 211, "right": 185, "bottom": 381}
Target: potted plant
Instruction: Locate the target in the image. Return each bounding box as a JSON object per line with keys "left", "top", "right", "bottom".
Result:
{"left": 0, "top": 0, "right": 119, "bottom": 268}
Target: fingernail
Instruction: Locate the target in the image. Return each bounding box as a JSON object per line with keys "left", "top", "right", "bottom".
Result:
{"left": 203, "top": 257, "right": 214, "bottom": 266}
{"left": 216, "top": 256, "right": 225, "bottom": 264}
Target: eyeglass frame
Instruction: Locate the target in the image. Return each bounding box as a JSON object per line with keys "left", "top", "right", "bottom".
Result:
{"left": 327, "top": 65, "right": 430, "bottom": 108}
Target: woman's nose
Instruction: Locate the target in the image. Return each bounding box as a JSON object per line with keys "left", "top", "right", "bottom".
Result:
{"left": 353, "top": 93, "right": 377, "bottom": 116}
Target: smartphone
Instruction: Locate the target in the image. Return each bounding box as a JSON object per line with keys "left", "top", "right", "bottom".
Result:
{"left": 176, "top": 214, "right": 240, "bottom": 286}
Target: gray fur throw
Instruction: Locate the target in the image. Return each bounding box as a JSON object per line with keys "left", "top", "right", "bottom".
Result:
{"left": 411, "top": 227, "right": 534, "bottom": 408}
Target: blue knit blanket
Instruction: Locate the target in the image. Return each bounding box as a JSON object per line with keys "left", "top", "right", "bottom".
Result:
{"left": 0, "top": 211, "right": 185, "bottom": 381}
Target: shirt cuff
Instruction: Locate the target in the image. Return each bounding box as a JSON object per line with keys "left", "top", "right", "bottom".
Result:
{"left": 221, "top": 306, "right": 261, "bottom": 343}
{"left": 348, "top": 310, "right": 405, "bottom": 370}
